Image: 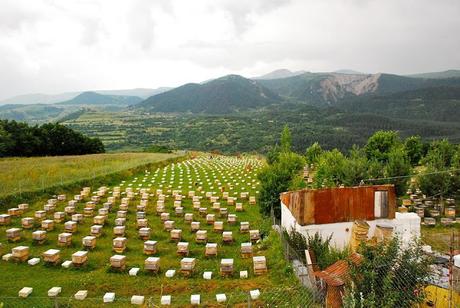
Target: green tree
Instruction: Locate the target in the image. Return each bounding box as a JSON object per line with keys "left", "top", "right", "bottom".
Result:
{"left": 266, "top": 144, "right": 281, "bottom": 165}
{"left": 365, "top": 130, "right": 401, "bottom": 163}
{"left": 418, "top": 148, "right": 452, "bottom": 197}
{"left": 384, "top": 147, "right": 412, "bottom": 196}
{"left": 404, "top": 136, "right": 423, "bottom": 166}
{"left": 280, "top": 125, "right": 292, "bottom": 153}
{"left": 314, "top": 149, "right": 347, "bottom": 188}
{"left": 343, "top": 146, "right": 369, "bottom": 186}
{"left": 305, "top": 142, "right": 323, "bottom": 166}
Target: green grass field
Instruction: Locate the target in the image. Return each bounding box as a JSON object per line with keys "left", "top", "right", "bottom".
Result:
{"left": 0, "top": 155, "right": 302, "bottom": 307}
{"left": 0, "top": 152, "right": 180, "bottom": 199}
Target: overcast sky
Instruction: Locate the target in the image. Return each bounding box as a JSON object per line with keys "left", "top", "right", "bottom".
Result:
{"left": 1, "top": 0, "right": 460, "bottom": 100}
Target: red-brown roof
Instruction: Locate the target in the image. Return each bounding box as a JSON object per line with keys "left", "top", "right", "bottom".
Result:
{"left": 313, "top": 253, "right": 362, "bottom": 287}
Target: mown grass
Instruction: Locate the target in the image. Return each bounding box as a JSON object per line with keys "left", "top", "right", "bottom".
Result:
{"left": 0, "top": 155, "right": 301, "bottom": 307}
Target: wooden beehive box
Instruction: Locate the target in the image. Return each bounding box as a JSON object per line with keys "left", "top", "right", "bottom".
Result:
{"left": 41, "top": 219, "right": 54, "bottom": 231}
{"left": 72, "top": 251, "right": 88, "bottom": 266}
{"left": 164, "top": 220, "right": 175, "bottom": 231}
{"left": 191, "top": 221, "right": 200, "bottom": 232}
{"left": 249, "top": 196, "right": 256, "bottom": 205}
{"left": 44, "top": 204, "right": 55, "bottom": 214}
{"left": 8, "top": 207, "right": 22, "bottom": 217}
{"left": 199, "top": 207, "right": 208, "bottom": 217}
{"left": 180, "top": 257, "right": 196, "bottom": 276}
{"left": 82, "top": 236, "right": 96, "bottom": 249}
{"left": 220, "top": 258, "right": 234, "bottom": 276}
{"left": 145, "top": 257, "right": 160, "bottom": 273}
{"left": 137, "top": 218, "right": 148, "bottom": 229}
{"left": 83, "top": 207, "right": 94, "bottom": 217}
{"left": 222, "top": 192, "right": 229, "bottom": 200}
{"left": 175, "top": 207, "right": 184, "bottom": 216}
{"left": 64, "top": 206, "right": 76, "bottom": 215}
{"left": 113, "top": 237, "right": 127, "bottom": 253}
{"left": 137, "top": 204, "right": 146, "bottom": 212}
{"left": 177, "top": 242, "right": 189, "bottom": 256}
{"left": 206, "top": 214, "right": 215, "bottom": 225}
{"left": 210, "top": 196, "right": 219, "bottom": 203}
{"left": 71, "top": 214, "right": 83, "bottom": 224}
{"left": 18, "top": 203, "right": 29, "bottom": 211}
{"left": 227, "top": 214, "right": 237, "bottom": 225}
{"left": 115, "top": 218, "right": 126, "bottom": 226}
{"left": 91, "top": 195, "right": 101, "bottom": 203}
{"left": 6, "top": 228, "right": 21, "bottom": 242}
{"left": 21, "top": 217, "right": 34, "bottom": 229}
{"left": 240, "top": 192, "right": 248, "bottom": 199}
{"left": 143, "top": 240, "right": 157, "bottom": 255}
{"left": 93, "top": 215, "right": 106, "bottom": 225}
{"left": 85, "top": 201, "right": 96, "bottom": 209}
{"left": 43, "top": 249, "right": 60, "bottom": 264}
{"left": 35, "top": 210, "right": 46, "bottom": 221}
{"left": 213, "top": 221, "right": 224, "bottom": 233}
{"left": 58, "top": 232, "right": 72, "bottom": 247}
{"left": 57, "top": 194, "right": 66, "bottom": 201}
{"left": 174, "top": 200, "right": 182, "bottom": 208}
{"left": 196, "top": 230, "right": 207, "bottom": 243}
{"left": 193, "top": 202, "right": 201, "bottom": 211}
{"left": 117, "top": 210, "right": 127, "bottom": 218}
{"left": 0, "top": 214, "right": 11, "bottom": 226}
{"left": 212, "top": 202, "right": 221, "bottom": 211}
{"left": 222, "top": 231, "right": 233, "bottom": 244}
{"left": 205, "top": 243, "right": 218, "bottom": 257}
{"left": 102, "top": 203, "right": 112, "bottom": 212}
{"left": 64, "top": 221, "right": 78, "bottom": 233}
{"left": 156, "top": 204, "right": 165, "bottom": 215}
{"left": 113, "top": 226, "right": 126, "bottom": 237}
{"left": 91, "top": 225, "right": 103, "bottom": 237}
{"left": 184, "top": 213, "right": 193, "bottom": 223}
{"left": 161, "top": 212, "right": 170, "bottom": 222}
{"left": 98, "top": 208, "right": 109, "bottom": 216}
{"left": 253, "top": 256, "right": 267, "bottom": 275}
{"left": 227, "top": 197, "right": 235, "bottom": 206}
{"left": 139, "top": 227, "right": 151, "bottom": 240}
{"left": 188, "top": 191, "right": 195, "bottom": 198}
{"left": 219, "top": 208, "right": 228, "bottom": 218}
{"left": 32, "top": 230, "right": 47, "bottom": 244}
{"left": 241, "top": 242, "right": 253, "bottom": 258}
{"left": 110, "top": 254, "right": 126, "bottom": 270}
{"left": 250, "top": 230, "right": 260, "bottom": 243}
{"left": 74, "top": 194, "right": 83, "bottom": 201}
{"left": 119, "top": 203, "right": 128, "bottom": 211}
{"left": 235, "top": 203, "right": 243, "bottom": 212}
{"left": 240, "top": 222, "right": 250, "bottom": 233}
{"left": 12, "top": 246, "right": 29, "bottom": 262}
{"left": 53, "top": 212, "right": 65, "bottom": 224}
{"left": 170, "top": 229, "right": 182, "bottom": 242}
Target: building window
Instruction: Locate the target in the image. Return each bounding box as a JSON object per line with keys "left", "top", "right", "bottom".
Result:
{"left": 374, "top": 191, "right": 389, "bottom": 218}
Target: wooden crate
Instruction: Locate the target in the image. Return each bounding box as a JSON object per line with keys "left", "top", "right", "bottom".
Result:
{"left": 227, "top": 214, "right": 237, "bottom": 225}
{"left": 139, "top": 227, "right": 151, "bottom": 240}
{"left": 0, "top": 214, "right": 11, "bottom": 226}
{"left": 12, "top": 246, "right": 29, "bottom": 262}
{"left": 113, "top": 226, "right": 126, "bottom": 237}
{"left": 6, "top": 228, "right": 21, "bottom": 242}
{"left": 253, "top": 256, "right": 267, "bottom": 275}
{"left": 206, "top": 214, "right": 215, "bottom": 225}
{"left": 177, "top": 242, "right": 189, "bottom": 256}
{"left": 241, "top": 242, "right": 253, "bottom": 258}
{"left": 58, "top": 233, "right": 72, "bottom": 247}
{"left": 143, "top": 240, "right": 157, "bottom": 255}
{"left": 110, "top": 254, "right": 126, "bottom": 270}
{"left": 205, "top": 243, "right": 218, "bottom": 257}
{"left": 240, "top": 222, "right": 250, "bottom": 233}
{"left": 32, "top": 230, "right": 47, "bottom": 244}
{"left": 91, "top": 225, "right": 103, "bottom": 237}
{"left": 164, "top": 220, "right": 175, "bottom": 231}
{"left": 249, "top": 230, "right": 260, "bottom": 243}
{"left": 41, "top": 219, "right": 54, "bottom": 231}
{"left": 160, "top": 212, "right": 170, "bottom": 222}
{"left": 21, "top": 217, "right": 34, "bottom": 229}
{"left": 43, "top": 249, "right": 61, "bottom": 264}
{"left": 180, "top": 257, "right": 196, "bottom": 276}
{"left": 191, "top": 221, "right": 200, "bottom": 232}
{"left": 82, "top": 236, "right": 96, "bottom": 250}
{"left": 170, "top": 229, "right": 182, "bottom": 242}
{"left": 220, "top": 258, "right": 234, "bottom": 276}
{"left": 53, "top": 212, "right": 65, "bottom": 224}
{"left": 113, "top": 237, "right": 127, "bottom": 253}
{"left": 222, "top": 231, "right": 233, "bottom": 244}
{"left": 195, "top": 230, "right": 207, "bottom": 243}
{"left": 213, "top": 221, "right": 224, "bottom": 233}
{"left": 64, "top": 221, "right": 77, "bottom": 233}
{"left": 144, "top": 257, "right": 160, "bottom": 273}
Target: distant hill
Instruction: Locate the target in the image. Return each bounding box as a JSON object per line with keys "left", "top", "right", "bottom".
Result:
{"left": 57, "top": 91, "right": 143, "bottom": 106}
{"left": 407, "top": 69, "right": 460, "bottom": 79}
{"left": 136, "top": 75, "right": 281, "bottom": 113}
{"left": 253, "top": 69, "right": 307, "bottom": 80}
{"left": 94, "top": 87, "right": 172, "bottom": 98}
{"left": 333, "top": 69, "right": 365, "bottom": 75}
{"left": 0, "top": 104, "right": 65, "bottom": 122}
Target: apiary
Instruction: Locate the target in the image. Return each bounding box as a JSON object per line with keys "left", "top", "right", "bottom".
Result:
{"left": 199, "top": 207, "right": 208, "bottom": 217}
{"left": 175, "top": 207, "right": 184, "bottom": 216}
{"left": 71, "top": 214, "right": 83, "bottom": 224}
{"left": 8, "top": 207, "right": 22, "bottom": 217}
{"left": 184, "top": 213, "right": 193, "bottom": 223}
{"left": 57, "top": 194, "right": 66, "bottom": 201}
{"left": 250, "top": 230, "right": 260, "bottom": 243}
{"left": 0, "top": 214, "right": 11, "bottom": 226}
{"left": 113, "top": 226, "right": 126, "bottom": 237}
{"left": 227, "top": 214, "right": 237, "bottom": 225}
{"left": 164, "top": 220, "right": 175, "bottom": 231}
{"left": 93, "top": 215, "right": 106, "bottom": 225}
{"left": 64, "top": 221, "right": 77, "bottom": 233}
{"left": 193, "top": 202, "right": 201, "bottom": 210}
{"left": 206, "top": 214, "right": 215, "bottom": 225}
{"left": 205, "top": 243, "right": 218, "bottom": 257}
{"left": 64, "top": 206, "right": 75, "bottom": 215}
{"left": 212, "top": 202, "right": 221, "bottom": 211}
{"left": 227, "top": 197, "right": 235, "bottom": 206}
{"left": 44, "top": 204, "right": 55, "bottom": 214}
{"left": 180, "top": 257, "right": 196, "bottom": 276}
{"left": 161, "top": 212, "right": 170, "bottom": 222}
{"left": 143, "top": 240, "right": 157, "bottom": 255}
{"left": 235, "top": 203, "right": 243, "bottom": 212}
{"left": 113, "top": 237, "right": 127, "bottom": 253}
{"left": 253, "top": 256, "right": 267, "bottom": 275}
{"left": 110, "top": 254, "right": 126, "bottom": 270}
{"left": 241, "top": 242, "right": 253, "bottom": 258}
{"left": 139, "top": 227, "right": 151, "bottom": 240}
{"left": 35, "top": 210, "right": 47, "bottom": 221}
{"left": 222, "top": 231, "right": 233, "bottom": 244}
{"left": 156, "top": 204, "right": 165, "bottom": 215}
{"left": 18, "top": 203, "right": 29, "bottom": 211}
{"left": 219, "top": 208, "right": 228, "bottom": 218}
{"left": 6, "top": 228, "right": 21, "bottom": 242}
{"left": 32, "top": 230, "right": 47, "bottom": 244}
{"left": 83, "top": 207, "right": 94, "bottom": 217}
{"left": 117, "top": 210, "right": 127, "bottom": 218}
{"left": 119, "top": 203, "right": 128, "bottom": 211}
{"left": 21, "top": 217, "right": 34, "bottom": 229}
{"left": 191, "top": 221, "right": 200, "bottom": 232}
{"left": 91, "top": 225, "right": 103, "bottom": 237}
{"left": 249, "top": 196, "right": 256, "bottom": 205}
{"left": 240, "top": 222, "right": 250, "bottom": 233}
{"left": 196, "top": 230, "right": 207, "bottom": 243}
{"left": 220, "top": 258, "right": 234, "bottom": 276}
{"left": 137, "top": 218, "right": 148, "bottom": 228}
{"left": 58, "top": 232, "right": 72, "bottom": 247}
{"left": 177, "top": 242, "right": 189, "bottom": 256}
{"left": 12, "top": 246, "right": 29, "bottom": 262}
{"left": 170, "top": 229, "right": 182, "bottom": 241}
{"left": 41, "top": 219, "right": 54, "bottom": 231}
{"left": 54, "top": 212, "right": 65, "bottom": 223}
{"left": 82, "top": 236, "right": 96, "bottom": 249}
{"left": 213, "top": 221, "right": 224, "bottom": 233}
{"left": 144, "top": 257, "right": 160, "bottom": 273}
{"left": 115, "top": 218, "right": 126, "bottom": 226}
{"left": 43, "top": 249, "right": 60, "bottom": 264}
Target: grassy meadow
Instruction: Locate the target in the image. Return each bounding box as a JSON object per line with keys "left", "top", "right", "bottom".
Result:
{"left": 0, "top": 155, "right": 302, "bottom": 307}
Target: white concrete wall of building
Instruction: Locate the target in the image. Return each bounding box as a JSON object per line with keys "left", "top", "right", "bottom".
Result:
{"left": 281, "top": 202, "right": 420, "bottom": 249}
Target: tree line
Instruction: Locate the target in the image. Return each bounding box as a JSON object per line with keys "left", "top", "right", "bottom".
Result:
{"left": 0, "top": 120, "right": 105, "bottom": 157}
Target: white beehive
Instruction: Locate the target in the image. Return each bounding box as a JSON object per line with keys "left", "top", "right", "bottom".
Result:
{"left": 249, "top": 196, "right": 256, "bottom": 205}
{"left": 205, "top": 243, "right": 218, "bottom": 257}
{"left": 139, "top": 227, "right": 151, "bottom": 240}
{"left": 18, "top": 287, "right": 33, "bottom": 298}
{"left": 196, "top": 230, "right": 207, "bottom": 243}
{"left": 35, "top": 210, "right": 46, "bottom": 221}
{"left": 164, "top": 220, "right": 175, "bottom": 231}
{"left": 110, "top": 255, "right": 126, "bottom": 270}
{"left": 227, "top": 214, "right": 237, "bottom": 225}
{"left": 82, "top": 236, "right": 96, "bottom": 249}
{"left": 236, "top": 203, "right": 244, "bottom": 212}
{"left": 21, "top": 217, "right": 34, "bottom": 229}
{"left": 91, "top": 225, "right": 103, "bottom": 237}
{"left": 161, "top": 212, "right": 170, "bottom": 222}
{"left": 253, "top": 256, "right": 267, "bottom": 275}
{"left": 93, "top": 215, "right": 106, "bottom": 225}
{"left": 112, "top": 237, "right": 127, "bottom": 253}
{"left": 114, "top": 218, "right": 126, "bottom": 226}
{"left": 206, "top": 214, "right": 215, "bottom": 225}
{"left": 131, "top": 295, "right": 144, "bottom": 305}
{"left": 177, "top": 242, "right": 189, "bottom": 256}
{"left": 72, "top": 250, "right": 88, "bottom": 266}
{"left": 41, "top": 219, "right": 54, "bottom": 231}
{"left": 74, "top": 290, "right": 88, "bottom": 300}
{"left": 48, "top": 287, "right": 62, "bottom": 297}
{"left": 222, "top": 231, "right": 233, "bottom": 244}
{"left": 113, "top": 226, "right": 126, "bottom": 237}
{"left": 191, "top": 221, "right": 200, "bottom": 232}
{"left": 250, "top": 230, "right": 260, "bottom": 243}
{"left": 220, "top": 258, "right": 234, "bottom": 276}
{"left": 144, "top": 256, "right": 160, "bottom": 273}
{"left": 240, "top": 221, "right": 250, "bottom": 233}
{"left": 83, "top": 207, "right": 94, "bottom": 217}
{"left": 219, "top": 208, "right": 228, "bottom": 218}
{"left": 32, "top": 230, "right": 47, "bottom": 244}
{"left": 0, "top": 214, "right": 11, "bottom": 226}
{"left": 170, "top": 229, "right": 182, "bottom": 241}
{"left": 58, "top": 232, "right": 72, "bottom": 247}
{"left": 18, "top": 203, "right": 29, "bottom": 211}
{"left": 71, "top": 214, "right": 83, "bottom": 224}
{"left": 6, "top": 227, "right": 22, "bottom": 242}
{"left": 213, "top": 221, "right": 224, "bottom": 233}
{"left": 137, "top": 218, "right": 148, "bottom": 229}
{"left": 64, "top": 206, "right": 75, "bottom": 215}
{"left": 43, "top": 249, "right": 60, "bottom": 264}
{"left": 199, "top": 207, "right": 207, "bottom": 217}
{"left": 12, "top": 246, "right": 29, "bottom": 262}
{"left": 143, "top": 240, "right": 157, "bottom": 255}
{"left": 53, "top": 212, "right": 65, "bottom": 223}
{"left": 241, "top": 242, "right": 253, "bottom": 258}
{"left": 180, "top": 257, "right": 196, "bottom": 276}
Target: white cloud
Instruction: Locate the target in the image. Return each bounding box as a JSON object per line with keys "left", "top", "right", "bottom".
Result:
{"left": 0, "top": 0, "right": 459, "bottom": 99}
